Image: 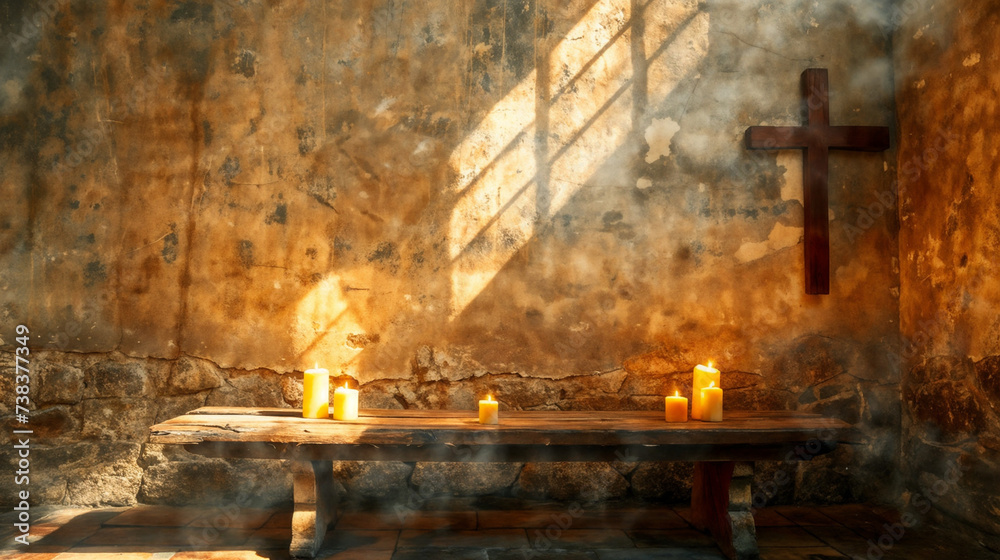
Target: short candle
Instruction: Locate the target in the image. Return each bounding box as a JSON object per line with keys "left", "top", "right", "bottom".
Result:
{"left": 664, "top": 390, "right": 688, "bottom": 423}
{"left": 333, "top": 382, "right": 359, "bottom": 421}
{"left": 701, "top": 381, "right": 723, "bottom": 422}
{"left": 691, "top": 362, "right": 720, "bottom": 420}
{"left": 479, "top": 394, "right": 499, "bottom": 425}
{"left": 302, "top": 366, "right": 329, "bottom": 419}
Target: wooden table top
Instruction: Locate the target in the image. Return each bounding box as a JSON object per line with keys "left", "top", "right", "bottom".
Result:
{"left": 150, "top": 407, "right": 857, "bottom": 448}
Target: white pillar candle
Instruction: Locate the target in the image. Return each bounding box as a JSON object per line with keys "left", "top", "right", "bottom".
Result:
{"left": 691, "top": 362, "right": 720, "bottom": 420}
{"left": 479, "top": 394, "right": 499, "bottom": 425}
{"left": 333, "top": 382, "right": 359, "bottom": 421}
{"left": 302, "top": 367, "right": 329, "bottom": 419}
{"left": 701, "top": 381, "right": 723, "bottom": 422}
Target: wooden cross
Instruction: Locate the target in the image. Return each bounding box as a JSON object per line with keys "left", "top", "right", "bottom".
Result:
{"left": 745, "top": 68, "right": 889, "bottom": 294}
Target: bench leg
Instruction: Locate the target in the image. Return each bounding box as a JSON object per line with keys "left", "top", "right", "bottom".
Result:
{"left": 691, "top": 461, "right": 759, "bottom": 560}
{"left": 290, "top": 460, "right": 337, "bottom": 558}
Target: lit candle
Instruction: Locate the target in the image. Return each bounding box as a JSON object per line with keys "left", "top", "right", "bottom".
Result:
{"left": 479, "top": 394, "right": 499, "bottom": 425}
{"left": 665, "top": 390, "right": 688, "bottom": 423}
{"left": 302, "top": 366, "right": 329, "bottom": 419}
{"left": 691, "top": 362, "right": 720, "bottom": 420}
{"left": 333, "top": 382, "right": 359, "bottom": 421}
{"left": 701, "top": 381, "right": 723, "bottom": 422}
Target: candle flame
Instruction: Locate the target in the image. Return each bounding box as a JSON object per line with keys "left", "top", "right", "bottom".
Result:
{"left": 487, "top": 394, "right": 494, "bottom": 402}
{"left": 674, "top": 390, "right": 680, "bottom": 397}
{"left": 344, "top": 382, "right": 349, "bottom": 389}
{"left": 314, "top": 362, "right": 319, "bottom": 369}
{"left": 707, "top": 361, "right": 713, "bottom": 369}
{"left": 708, "top": 381, "right": 716, "bottom": 389}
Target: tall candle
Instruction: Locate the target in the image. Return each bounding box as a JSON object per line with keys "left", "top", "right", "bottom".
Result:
{"left": 665, "top": 390, "right": 688, "bottom": 423}
{"left": 479, "top": 394, "right": 499, "bottom": 425}
{"left": 333, "top": 382, "right": 359, "bottom": 421}
{"left": 691, "top": 362, "right": 720, "bottom": 420}
{"left": 302, "top": 367, "right": 329, "bottom": 419}
{"left": 701, "top": 381, "right": 723, "bottom": 422}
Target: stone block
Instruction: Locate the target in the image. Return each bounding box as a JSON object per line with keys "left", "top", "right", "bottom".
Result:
{"left": 155, "top": 393, "right": 209, "bottom": 423}
{"left": 166, "top": 356, "right": 224, "bottom": 395}
{"left": 81, "top": 397, "right": 158, "bottom": 441}
{"left": 38, "top": 362, "right": 85, "bottom": 404}
{"left": 0, "top": 442, "right": 143, "bottom": 507}
{"left": 630, "top": 462, "right": 693, "bottom": 501}
{"left": 907, "top": 379, "right": 983, "bottom": 435}
{"left": 975, "top": 355, "right": 1000, "bottom": 403}
{"left": 515, "top": 462, "right": 627, "bottom": 503}
{"left": 84, "top": 360, "right": 149, "bottom": 398}
{"left": 333, "top": 461, "right": 413, "bottom": 500}
{"left": 206, "top": 370, "right": 285, "bottom": 408}
{"left": 139, "top": 458, "right": 292, "bottom": 507}
{"left": 411, "top": 462, "right": 521, "bottom": 496}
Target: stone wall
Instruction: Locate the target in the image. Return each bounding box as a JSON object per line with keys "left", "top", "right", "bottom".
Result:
{"left": 1, "top": 1, "right": 900, "bottom": 508}
{"left": 893, "top": 0, "right": 1000, "bottom": 549}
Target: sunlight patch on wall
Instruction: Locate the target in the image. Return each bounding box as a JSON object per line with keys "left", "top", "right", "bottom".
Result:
{"left": 447, "top": 1, "right": 710, "bottom": 319}
{"left": 293, "top": 274, "right": 364, "bottom": 373}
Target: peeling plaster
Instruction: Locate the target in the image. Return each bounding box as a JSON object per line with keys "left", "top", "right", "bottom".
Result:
{"left": 644, "top": 117, "right": 681, "bottom": 163}
{"left": 777, "top": 152, "right": 803, "bottom": 206}
{"left": 735, "top": 223, "right": 803, "bottom": 263}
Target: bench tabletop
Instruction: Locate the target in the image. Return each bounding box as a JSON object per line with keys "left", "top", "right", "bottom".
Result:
{"left": 150, "top": 407, "right": 856, "bottom": 448}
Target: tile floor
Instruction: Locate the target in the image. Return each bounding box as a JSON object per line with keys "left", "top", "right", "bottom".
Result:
{"left": 0, "top": 500, "right": 996, "bottom": 559}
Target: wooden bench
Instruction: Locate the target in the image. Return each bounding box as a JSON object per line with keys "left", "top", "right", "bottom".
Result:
{"left": 150, "top": 408, "right": 855, "bottom": 560}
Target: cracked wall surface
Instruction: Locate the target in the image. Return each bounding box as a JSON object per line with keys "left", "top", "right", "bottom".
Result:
{"left": 1, "top": 0, "right": 901, "bottom": 508}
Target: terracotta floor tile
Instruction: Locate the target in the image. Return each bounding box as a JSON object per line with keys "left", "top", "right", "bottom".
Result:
{"left": 756, "top": 527, "right": 827, "bottom": 548}
{"left": 802, "top": 525, "right": 868, "bottom": 557}
{"left": 80, "top": 526, "right": 252, "bottom": 548}
{"left": 321, "top": 529, "right": 399, "bottom": 551}
{"left": 402, "top": 511, "right": 477, "bottom": 530}
{"left": 0, "top": 547, "right": 68, "bottom": 559}
{"left": 243, "top": 526, "right": 291, "bottom": 549}
{"left": 172, "top": 551, "right": 291, "bottom": 559}
{"left": 672, "top": 508, "right": 694, "bottom": 526}
{"left": 758, "top": 546, "right": 847, "bottom": 559}
{"left": 817, "top": 505, "right": 895, "bottom": 534}
{"left": 752, "top": 508, "right": 797, "bottom": 527}
{"left": 263, "top": 511, "right": 293, "bottom": 529}
{"left": 316, "top": 550, "right": 393, "bottom": 560}
{"left": 398, "top": 528, "right": 528, "bottom": 549}
{"left": 526, "top": 529, "right": 633, "bottom": 550}
{"left": 478, "top": 510, "right": 589, "bottom": 530}
{"left": 52, "top": 551, "right": 172, "bottom": 560}
{"left": 626, "top": 529, "right": 716, "bottom": 549}
{"left": 336, "top": 511, "right": 403, "bottom": 530}
{"left": 611, "top": 509, "right": 690, "bottom": 530}
{"left": 390, "top": 549, "right": 487, "bottom": 560}
{"left": 104, "top": 505, "right": 206, "bottom": 528}
{"left": 771, "top": 506, "right": 838, "bottom": 527}
{"left": 595, "top": 548, "right": 726, "bottom": 559}
{"left": 188, "top": 508, "right": 275, "bottom": 530}
{"left": 489, "top": 550, "right": 599, "bottom": 560}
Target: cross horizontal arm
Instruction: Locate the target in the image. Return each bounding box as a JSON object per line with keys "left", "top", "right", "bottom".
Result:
{"left": 744, "top": 126, "right": 811, "bottom": 149}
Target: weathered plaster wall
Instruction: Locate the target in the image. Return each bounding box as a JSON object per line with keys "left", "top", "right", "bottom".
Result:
{"left": 1, "top": 0, "right": 899, "bottom": 507}
{"left": 894, "top": 0, "right": 1000, "bottom": 548}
